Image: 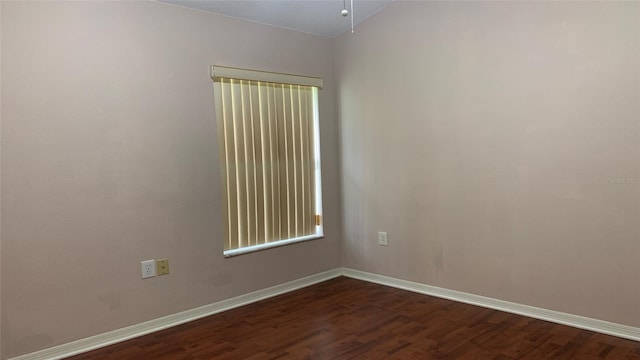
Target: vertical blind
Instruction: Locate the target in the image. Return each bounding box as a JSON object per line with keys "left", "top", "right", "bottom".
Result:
{"left": 213, "top": 68, "right": 322, "bottom": 254}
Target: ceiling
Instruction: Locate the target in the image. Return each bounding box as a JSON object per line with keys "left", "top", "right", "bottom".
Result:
{"left": 158, "top": 0, "right": 393, "bottom": 38}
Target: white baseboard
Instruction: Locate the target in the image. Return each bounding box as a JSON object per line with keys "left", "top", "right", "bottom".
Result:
{"left": 342, "top": 268, "right": 640, "bottom": 342}
{"left": 10, "top": 267, "right": 639, "bottom": 359}
{"left": 9, "top": 268, "right": 342, "bottom": 360}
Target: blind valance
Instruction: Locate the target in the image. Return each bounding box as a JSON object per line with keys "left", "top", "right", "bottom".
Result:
{"left": 210, "top": 66, "right": 323, "bottom": 89}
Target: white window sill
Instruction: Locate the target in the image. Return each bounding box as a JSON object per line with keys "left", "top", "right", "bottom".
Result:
{"left": 223, "top": 233, "right": 325, "bottom": 258}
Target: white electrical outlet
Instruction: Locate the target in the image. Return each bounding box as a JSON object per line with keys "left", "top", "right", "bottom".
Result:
{"left": 141, "top": 260, "right": 156, "bottom": 279}
{"left": 378, "top": 231, "right": 388, "bottom": 246}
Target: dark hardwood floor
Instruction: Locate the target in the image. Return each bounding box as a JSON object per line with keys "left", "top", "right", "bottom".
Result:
{"left": 67, "top": 277, "right": 640, "bottom": 359}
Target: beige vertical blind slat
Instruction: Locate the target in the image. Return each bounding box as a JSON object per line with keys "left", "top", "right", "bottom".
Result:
{"left": 299, "top": 87, "right": 310, "bottom": 234}
{"left": 295, "top": 87, "right": 305, "bottom": 235}
{"left": 267, "top": 83, "right": 281, "bottom": 243}
{"left": 289, "top": 86, "right": 300, "bottom": 237}
{"left": 307, "top": 89, "right": 316, "bottom": 231}
{"left": 218, "top": 80, "right": 230, "bottom": 250}
{"left": 239, "top": 82, "right": 251, "bottom": 246}
{"left": 257, "top": 83, "right": 269, "bottom": 244}
{"left": 251, "top": 83, "right": 265, "bottom": 245}
{"left": 232, "top": 79, "right": 247, "bottom": 249}
{"left": 301, "top": 88, "right": 313, "bottom": 233}
{"left": 276, "top": 84, "right": 289, "bottom": 240}
{"left": 286, "top": 86, "right": 296, "bottom": 238}
{"left": 226, "top": 79, "right": 240, "bottom": 250}
{"left": 249, "top": 82, "right": 258, "bottom": 246}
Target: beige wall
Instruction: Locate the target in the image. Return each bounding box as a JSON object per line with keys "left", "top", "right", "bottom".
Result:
{"left": 335, "top": 1, "right": 640, "bottom": 328}
{"left": 0, "top": 1, "right": 341, "bottom": 358}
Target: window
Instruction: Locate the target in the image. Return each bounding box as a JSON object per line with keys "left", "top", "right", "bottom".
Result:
{"left": 210, "top": 66, "right": 323, "bottom": 257}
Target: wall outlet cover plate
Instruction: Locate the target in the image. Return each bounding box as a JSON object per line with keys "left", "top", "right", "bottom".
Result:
{"left": 141, "top": 260, "right": 156, "bottom": 279}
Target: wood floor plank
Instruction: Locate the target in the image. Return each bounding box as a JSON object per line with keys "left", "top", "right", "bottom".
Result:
{"left": 66, "top": 277, "right": 640, "bottom": 359}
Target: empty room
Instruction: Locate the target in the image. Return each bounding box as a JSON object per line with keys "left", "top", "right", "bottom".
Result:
{"left": 1, "top": 0, "right": 639, "bottom": 359}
